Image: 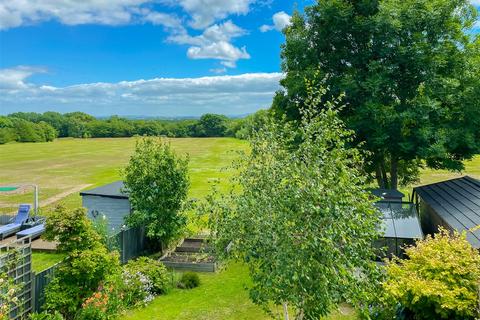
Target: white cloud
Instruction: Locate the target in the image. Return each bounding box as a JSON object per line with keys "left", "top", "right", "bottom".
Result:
{"left": 0, "top": 0, "right": 159, "bottom": 30}
{"left": 0, "top": 67, "right": 282, "bottom": 116}
{"left": 471, "top": 0, "right": 480, "bottom": 5}
{"left": 0, "top": 1, "right": 253, "bottom": 69}
{"left": 176, "top": 0, "right": 254, "bottom": 29}
{"left": 0, "top": 66, "right": 46, "bottom": 89}
{"left": 169, "top": 20, "right": 250, "bottom": 68}
{"left": 260, "top": 11, "right": 291, "bottom": 32}
{"left": 209, "top": 67, "right": 227, "bottom": 74}
{"left": 141, "top": 10, "right": 185, "bottom": 34}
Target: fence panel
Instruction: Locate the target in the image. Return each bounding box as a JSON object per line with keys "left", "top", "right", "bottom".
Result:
{"left": 110, "top": 226, "right": 147, "bottom": 264}
{"left": 33, "top": 263, "right": 60, "bottom": 313}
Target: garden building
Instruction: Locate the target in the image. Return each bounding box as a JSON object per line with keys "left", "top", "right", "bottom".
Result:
{"left": 80, "top": 181, "right": 130, "bottom": 233}
{"left": 413, "top": 176, "right": 480, "bottom": 249}
{"left": 373, "top": 189, "right": 423, "bottom": 258}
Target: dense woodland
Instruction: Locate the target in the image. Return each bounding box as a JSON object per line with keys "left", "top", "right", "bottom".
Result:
{"left": 0, "top": 110, "right": 268, "bottom": 144}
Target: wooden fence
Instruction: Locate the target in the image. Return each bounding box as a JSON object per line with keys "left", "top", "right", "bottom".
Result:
{"left": 110, "top": 226, "right": 147, "bottom": 264}
{"left": 32, "top": 262, "right": 60, "bottom": 313}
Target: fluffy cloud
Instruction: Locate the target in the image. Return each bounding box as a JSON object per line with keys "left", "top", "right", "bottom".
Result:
{"left": 0, "top": 65, "right": 46, "bottom": 89}
{"left": 176, "top": 0, "right": 254, "bottom": 29}
{"left": 0, "top": 1, "right": 253, "bottom": 70}
{"left": 0, "top": 0, "right": 157, "bottom": 30}
{"left": 0, "top": 67, "right": 282, "bottom": 116}
{"left": 260, "top": 11, "right": 291, "bottom": 32}
{"left": 169, "top": 20, "right": 249, "bottom": 68}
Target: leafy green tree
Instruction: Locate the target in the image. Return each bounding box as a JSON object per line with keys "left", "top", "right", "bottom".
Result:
{"left": 0, "top": 116, "right": 16, "bottom": 144}
{"left": 195, "top": 113, "right": 229, "bottom": 137}
{"left": 207, "top": 83, "right": 382, "bottom": 319}
{"left": 38, "top": 121, "right": 58, "bottom": 141}
{"left": 273, "top": 0, "right": 480, "bottom": 189}
{"left": 123, "top": 137, "right": 189, "bottom": 246}
{"left": 231, "top": 109, "right": 270, "bottom": 139}
{"left": 384, "top": 228, "right": 480, "bottom": 320}
{"left": 12, "top": 118, "right": 43, "bottom": 142}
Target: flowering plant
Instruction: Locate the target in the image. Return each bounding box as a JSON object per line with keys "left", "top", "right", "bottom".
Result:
{"left": 121, "top": 270, "right": 155, "bottom": 307}
{"left": 0, "top": 272, "right": 21, "bottom": 320}
{"left": 76, "top": 285, "right": 121, "bottom": 320}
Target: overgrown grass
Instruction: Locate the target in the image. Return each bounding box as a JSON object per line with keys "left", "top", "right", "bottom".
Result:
{"left": 122, "top": 263, "right": 358, "bottom": 320}
{"left": 0, "top": 137, "right": 247, "bottom": 214}
{"left": 31, "top": 252, "right": 65, "bottom": 272}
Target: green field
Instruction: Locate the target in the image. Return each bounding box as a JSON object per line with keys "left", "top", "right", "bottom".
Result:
{"left": 0, "top": 137, "right": 247, "bottom": 214}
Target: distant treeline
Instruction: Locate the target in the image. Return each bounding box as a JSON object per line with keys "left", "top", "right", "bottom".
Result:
{"left": 0, "top": 110, "right": 268, "bottom": 144}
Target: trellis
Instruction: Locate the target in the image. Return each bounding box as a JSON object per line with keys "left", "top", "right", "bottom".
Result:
{"left": 0, "top": 237, "right": 33, "bottom": 320}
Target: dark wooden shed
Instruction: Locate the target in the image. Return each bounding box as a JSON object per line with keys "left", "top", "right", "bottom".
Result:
{"left": 413, "top": 176, "right": 480, "bottom": 249}
{"left": 80, "top": 181, "right": 131, "bottom": 233}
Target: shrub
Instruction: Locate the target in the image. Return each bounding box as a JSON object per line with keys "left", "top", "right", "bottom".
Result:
{"left": 384, "top": 228, "right": 480, "bottom": 320}
{"left": 29, "top": 311, "right": 64, "bottom": 320}
{"left": 178, "top": 272, "right": 200, "bottom": 289}
{"left": 42, "top": 206, "right": 121, "bottom": 319}
{"left": 43, "top": 247, "right": 120, "bottom": 318}
{"left": 120, "top": 269, "right": 154, "bottom": 307}
{"left": 123, "top": 257, "right": 170, "bottom": 294}
{"left": 44, "top": 206, "right": 101, "bottom": 253}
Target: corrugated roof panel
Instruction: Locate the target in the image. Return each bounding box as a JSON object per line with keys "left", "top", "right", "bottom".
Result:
{"left": 414, "top": 176, "right": 480, "bottom": 248}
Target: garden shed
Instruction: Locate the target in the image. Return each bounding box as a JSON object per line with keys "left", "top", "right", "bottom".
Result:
{"left": 80, "top": 181, "right": 130, "bottom": 233}
{"left": 413, "top": 176, "right": 480, "bottom": 249}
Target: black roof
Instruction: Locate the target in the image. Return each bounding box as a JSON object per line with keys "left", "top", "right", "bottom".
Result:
{"left": 414, "top": 176, "right": 480, "bottom": 248}
{"left": 371, "top": 189, "right": 405, "bottom": 200}
{"left": 80, "top": 181, "right": 128, "bottom": 199}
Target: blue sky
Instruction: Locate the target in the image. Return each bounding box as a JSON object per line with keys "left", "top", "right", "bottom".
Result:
{"left": 0, "top": 0, "right": 478, "bottom": 117}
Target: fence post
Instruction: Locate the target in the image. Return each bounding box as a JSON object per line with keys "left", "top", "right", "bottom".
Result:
{"left": 31, "top": 271, "right": 36, "bottom": 313}
{"left": 121, "top": 230, "right": 126, "bottom": 264}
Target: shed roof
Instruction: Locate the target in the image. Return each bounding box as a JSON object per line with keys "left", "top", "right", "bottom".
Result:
{"left": 413, "top": 176, "right": 480, "bottom": 248}
{"left": 371, "top": 189, "right": 405, "bottom": 200}
{"left": 80, "top": 181, "right": 128, "bottom": 199}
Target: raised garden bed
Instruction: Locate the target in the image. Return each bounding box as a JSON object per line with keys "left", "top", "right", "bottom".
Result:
{"left": 160, "top": 237, "right": 217, "bottom": 272}
{"left": 175, "top": 238, "right": 211, "bottom": 253}
{"left": 161, "top": 252, "right": 217, "bottom": 272}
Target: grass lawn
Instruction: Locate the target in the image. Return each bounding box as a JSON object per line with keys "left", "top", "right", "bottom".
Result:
{"left": 0, "top": 137, "right": 247, "bottom": 214}
{"left": 122, "top": 263, "right": 357, "bottom": 320}
{"left": 31, "top": 252, "right": 65, "bottom": 272}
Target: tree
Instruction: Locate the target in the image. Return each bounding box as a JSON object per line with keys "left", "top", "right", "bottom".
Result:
{"left": 38, "top": 121, "right": 58, "bottom": 141}
{"left": 384, "top": 228, "right": 480, "bottom": 319}
{"left": 273, "top": 0, "right": 480, "bottom": 189}
{"left": 207, "top": 82, "right": 382, "bottom": 319}
{"left": 196, "top": 113, "right": 228, "bottom": 137}
{"left": 123, "top": 137, "right": 189, "bottom": 246}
